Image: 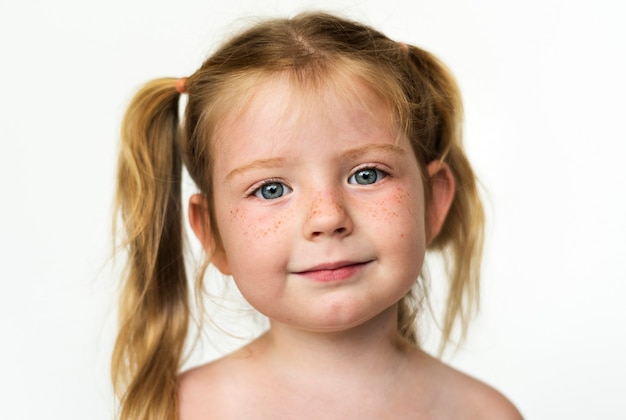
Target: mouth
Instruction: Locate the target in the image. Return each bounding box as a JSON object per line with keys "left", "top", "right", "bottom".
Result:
{"left": 295, "top": 260, "right": 373, "bottom": 283}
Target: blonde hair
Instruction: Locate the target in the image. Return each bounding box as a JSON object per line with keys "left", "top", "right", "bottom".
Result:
{"left": 113, "top": 11, "right": 483, "bottom": 419}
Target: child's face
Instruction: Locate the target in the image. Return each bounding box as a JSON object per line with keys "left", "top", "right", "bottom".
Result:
{"left": 209, "top": 74, "right": 428, "bottom": 333}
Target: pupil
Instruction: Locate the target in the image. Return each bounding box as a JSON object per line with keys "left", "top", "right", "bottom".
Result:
{"left": 262, "top": 183, "right": 283, "bottom": 199}
{"left": 357, "top": 170, "right": 376, "bottom": 184}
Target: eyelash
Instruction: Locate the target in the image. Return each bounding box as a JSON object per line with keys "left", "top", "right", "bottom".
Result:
{"left": 247, "top": 165, "right": 388, "bottom": 200}
{"left": 348, "top": 165, "right": 388, "bottom": 185}
{"left": 249, "top": 178, "right": 292, "bottom": 200}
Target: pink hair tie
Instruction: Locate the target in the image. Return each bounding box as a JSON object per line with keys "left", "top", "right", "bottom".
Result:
{"left": 176, "top": 77, "right": 188, "bottom": 94}
{"left": 398, "top": 42, "right": 409, "bottom": 54}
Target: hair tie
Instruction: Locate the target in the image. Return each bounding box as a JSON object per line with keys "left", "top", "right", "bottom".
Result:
{"left": 398, "top": 42, "right": 409, "bottom": 55}
{"left": 176, "top": 77, "right": 188, "bottom": 94}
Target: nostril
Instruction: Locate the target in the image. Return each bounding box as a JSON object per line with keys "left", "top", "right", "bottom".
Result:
{"left": 311, "top": 226, "right": 346, "bottom": 237}
{"left": 304, "top": 198, "right": 353, "bottom": 239}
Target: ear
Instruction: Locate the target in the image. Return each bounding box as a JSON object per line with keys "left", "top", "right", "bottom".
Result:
{"left": 188, "top": 194, "right": 231, "bottom": 275}
{"left": 425, "top": 161, "right": 455, "bottom": 245}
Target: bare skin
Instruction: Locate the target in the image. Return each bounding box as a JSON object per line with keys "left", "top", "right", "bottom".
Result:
{"left": 180, "top": 75, "right": 522, "bottom": 419}
{"left": 179, "top": 305, "right": 522, "bottom": 419}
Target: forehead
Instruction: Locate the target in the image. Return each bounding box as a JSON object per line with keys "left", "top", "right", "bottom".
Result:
{"left": 213, "top": 71, "right": 398, "bottom": 150}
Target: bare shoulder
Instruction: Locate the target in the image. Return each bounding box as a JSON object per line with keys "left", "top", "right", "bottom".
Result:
{"left": 178, "top": 347, "right": 255, "bottom": 420}
{"left": 177, "top": 360, "right": 225, "bottom": 419}
{"left": 414, "top": 351, "right": 523, "bottom": 419}
{"left": 453, "top": 373, "right": 523, "bottom": 420}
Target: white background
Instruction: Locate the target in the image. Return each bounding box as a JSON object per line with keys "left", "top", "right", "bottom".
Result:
{"left": 1, "top": 0, "right": 625, "bottom": 419}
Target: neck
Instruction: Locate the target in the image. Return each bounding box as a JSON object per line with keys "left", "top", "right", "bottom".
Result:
{"left": 255, "top": 305, "right": 414, "bottom": 380}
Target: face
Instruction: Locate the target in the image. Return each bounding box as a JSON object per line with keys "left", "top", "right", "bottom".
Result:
{"left": 209, "top": 74, "right": 429, "bottom": 333}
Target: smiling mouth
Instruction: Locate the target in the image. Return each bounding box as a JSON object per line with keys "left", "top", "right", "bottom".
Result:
{"left": 295, "top": 260, "right": 372, "bottom": 282}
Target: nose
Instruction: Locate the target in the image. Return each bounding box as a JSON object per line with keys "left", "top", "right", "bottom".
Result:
{"left": 303, "top": 190, "right": 353, "bottom": 240}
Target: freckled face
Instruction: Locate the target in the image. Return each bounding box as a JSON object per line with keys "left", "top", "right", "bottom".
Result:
{"left": 210, "top": 75, "right": 427, "bottom": 332}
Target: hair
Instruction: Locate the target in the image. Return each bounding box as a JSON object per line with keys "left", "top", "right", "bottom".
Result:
{"left": 112, "top": 11, "right": 484, "bottom": 420}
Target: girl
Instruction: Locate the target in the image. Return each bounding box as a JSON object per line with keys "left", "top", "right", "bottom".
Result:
{"left": 113, "top": 12, "right": 521, "bottom": 419}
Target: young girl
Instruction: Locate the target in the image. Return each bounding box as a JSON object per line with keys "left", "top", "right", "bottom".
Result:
{"left": 113, "top": 12, "right": 521, "bottom": 419}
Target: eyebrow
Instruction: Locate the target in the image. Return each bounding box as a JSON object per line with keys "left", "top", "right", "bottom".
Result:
{"left": 226, "top": 157, "right": 287, "bottom": 180}
{"left": 225, "top": 144, "right": 406, "bottom": 181}
{"left": 339, "top": 143, "right": 406, "bottom": 160}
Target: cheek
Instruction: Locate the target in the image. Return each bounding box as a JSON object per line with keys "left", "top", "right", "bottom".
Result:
{"left": 363, "top": 186, "right": 427, "bottom": 270}
{"left": 364, "top": 186, "right": 425, "bottom": 230}
{"left": 226, "top": 206, "right": 288, "bottom": 240}
{"left": 219, "top": 206, "right": 292, "bottom": 280}
{"left": 221, "top": 207, "right": 292, "bottom": 309}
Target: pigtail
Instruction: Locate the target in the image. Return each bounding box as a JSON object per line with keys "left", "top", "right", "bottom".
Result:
{"left": 112, "top": 78, "right": 188, "bottom": 419}
{"left": 404, "top": 45, "right": 485, "bottom": 351}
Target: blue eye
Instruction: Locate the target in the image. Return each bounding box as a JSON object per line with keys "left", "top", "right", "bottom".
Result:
{"left": 254, "top": 182, "right": 291, "bottom": 200}
{"left": 349, "top": 168, "right": 386, "bottom": 185}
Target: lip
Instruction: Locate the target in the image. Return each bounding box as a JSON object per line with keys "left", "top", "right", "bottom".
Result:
{"left": 295, "top": 260, "right": 372, "bottom": 283}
